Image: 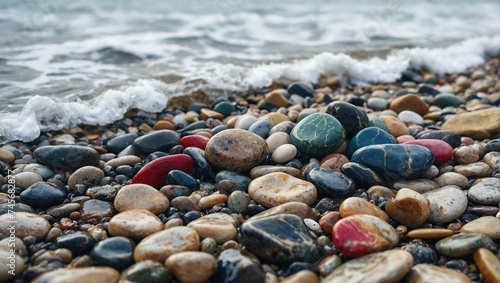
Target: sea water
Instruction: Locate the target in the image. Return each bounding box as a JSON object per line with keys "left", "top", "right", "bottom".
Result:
{"left": 1, "top": 0, "right": 499, "bottom": 143}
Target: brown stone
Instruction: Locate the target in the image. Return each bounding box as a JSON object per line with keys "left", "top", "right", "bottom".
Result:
{"left": 114, "top": 184, "right": 169, "bottom": 214}
{"left": 280, "top": 270, "right": 319, "bottom": 283}
{"left": 473, "top": 248, "right": 500, "bottom": 283}
{"left": 108, "top": 209, "right": 164, "bottom": 240}
{"left": 319, "top": 211, "right": 342, "bottom": 233}
{"left": 390, "top": 94, "right": 429, "bottom": 115}
{"left": 187, "top": 213, "right": 237, "bottom": 244}
{"left": 385, "top": 188, "right": 430, "bottom": 228}
{"left": 104, "top": 155, "right": 142, "bottom": 168}
{"left": 461, "top": 216, "right": 500, "bottom": 240}
{"left": 381, "top": 115, "right": 410, "bottom": 137}
{"left": 0, "top": 212, "right": 50, "bottom": 241}
{"left": 200, "top": 108, "right": 224, "bottom": 120}
{"left": 442, "top": 108, "right": 500, "bottom": 139}
{"left": 32, "top": 267, "right": 120, "bottom": 283}
{"left": 339, "top": 197, "right": 389, "bottom": 222}
{"left": 153, "top": 120, "right": 176, "bottom": 130}
{"left": 320, "top": 153, "right": 349, "bottom": 172}
{"left": 405, "top": 264, "right": 471, "bottom": 283}
{"left": 407, "top": 228, "right": 454, "bottom": 239}
{"left": 248, "top": 202, "right": 316, "bottom": 221}
{"left": 68, "top": 166, "right": 104, "bottom": 191}
{"left": 165, "top": 251, "right": 217, "bottom": 283}
{"left": 367, "top": 186, "right": 396, "bottom": 199}
{"left": 198, "top": 193, "right": 228, "bottom": 210}
{"left": 262, "top": 90, "right": 289, "bottom": 108}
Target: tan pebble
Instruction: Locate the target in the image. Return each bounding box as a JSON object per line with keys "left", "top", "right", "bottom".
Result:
{"left": 263, "top": 112, "right": 290, "bottom": 127}
{"left": 105, "top": 155, "right": 142, "bottom": 168}
{"left": 434, "top": 172, "right": 469, "bottom": 189}
{"left": 68, "top": 166, "right": 104, "bottom": 191}
{"left": 385, "top": 188, "right": 430, "bottom": 228}
{"left": 248, "top": 201, "right": 317, "bottom": 221}
{"left": 153, "top": 120, "right": 176, "bottom": 130}
{"left": 108, "top": 209, "right": 164, "bottom": 240}
{"left": 453, "top": 162, "right": 490, "bottom": 177}
{"left": 14, "top": 172, "right": 43, "bottom": 189}
{"left": 165, "top": 218, "right": 184, "bottom": 229}
{"left": 393, "top": 179, "right": 438, "bottom": 193}
{"left": 250, "top": 165, "right": 302, "bottom": 179}
{"left": 0, "top": 212, "right": 50, "bottom": 241}
{"left": 280, "top": 270, "right": 319, "bottom": 283}
{"left": 405, "top": 264, "right": 471, "bottom": 283}
{"left": 483, "top": 152, "right": 500, "bottom": 171}
{"left": 339, "top": 197, "right": 389, "bottom": 222}
{"left": 266, "top": 132, "right": 291, "bottom": 154}
{"left": 114, "top": 184, "right": 169, "bottom": 214}
{"left": 0, "top": 148, "right": 15, "bottom": 163}
{"left": 367, "top": 186, "right": 396, "bottom": 199}
{"left": 198, "top": 193, "right": 228, "bottom": 210}
{"left": 185, "top": 111, "right": 199, "bottom": 123}
{"left": 138, "top": 123, "right": 152, "bottom": 132}
{"left": 171, "top": 196, "right": 200, "bottom": 212}
{"left": 381, "top": 115, "right": 410, "bottom": 137}
{"left": 271, "top": 144, "right": 297, "bottom": 163}
{"left": 32, "top": 267, "right": 120, "bottom": 283}
{"left": 454, "top": 146, "right": 479, "bottom": 164}
{"left": 461, "top": 216, "right": 500, "bottom": 240}
{"left": 200, "top": 108, "right": 223, "bottom": 120}
{"left": 407, "top": 228, "right": 454, "bottom": 239}
{"left": 263, "top": 90, "right": 289, "bottom": 108}
{"left": 442, "top": 108, "right": 500, "bottom": 140}
{"left": 288, "top": 109, "right": 300, "bottom": 121}
{"left": 0, "top": 237, "right": 27, "bottom": 257}
{"left": 390, "top": 93, "right": 429, "bottom": 115}
{"left": 320, "top": 153, "right": 349, "bottom": 172}
{"left": 34, "top": 248, "right": 73, "bottom": 265}
{"left": 316, "top": 254, "right": 342, "bottom": 277}
{"left": 187, "top": 213, "right": 237, "bottom": 244}
{"left": 0, "top": 250, "right": 24, "bottom": 281}
{"left": 422, "top": 186, "right": 468, "bottom": 223}
{"left": 473, "top": 248, "right": 500, "bottom": 283}
{"left": 165, "top": 251, "right": 217, "bottom": 283}
{"left": 461, "top": 137, "right": 475, "bottom": 146}
{"left": 471, "top": 142, "right": 485, "bottom": 158}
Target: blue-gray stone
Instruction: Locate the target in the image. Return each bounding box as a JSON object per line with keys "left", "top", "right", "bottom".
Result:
{"left": 326, "top": 101, "right": 369, "bottom": 138}
{"left": 435, "top": 233, "right": 498, "bottom": 257}
{"left": 34, "top": 145, "right": 99, "bottom": 171}
{"left": 91, "top": 236, "right": 135, "bottom": 270}
{"left": 248, "top": 118, "right": 271, "bottom": 138}
{"left": 346, "top": 127, "right": 397, "bottom": 157}
{"left": 106, "top": 133, "right": 139, "bottom": 154}
{"left": 307, "top": 167, "right": 355, "bottom": 197}
{"left": 215, "top": 170, "right": 252, "bottom": 190}
{"left": 167, "top": 169, "right": 199, "bottom": 190}
{"left": 20, "top": 182, "right": 67, "bottom": 208}
{"left": 341, "top": 162, "right": 387, "bottom": 188}
{"left": 132, "top": 130, "right": 179, "bottom": 154}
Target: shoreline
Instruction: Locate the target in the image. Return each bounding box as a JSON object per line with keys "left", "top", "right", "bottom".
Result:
{"left": 0, "top": 57, "right": 499, "bottom": 282}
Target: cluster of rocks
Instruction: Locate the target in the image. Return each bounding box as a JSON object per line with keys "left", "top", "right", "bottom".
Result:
{"left": 0, "top": 58, "right": 500, "bottom": 283}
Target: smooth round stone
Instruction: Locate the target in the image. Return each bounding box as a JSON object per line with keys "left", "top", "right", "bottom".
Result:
{"left": 180, "top": 135, "right": 209, "bottom": 150}
{"left": 368, "top": 115, "right": 389, "bottom": 131}
{"left": 91, "top": 236, "right": 135, "bottom": 270}
{"left": 250, "top": 165, "right": 302, "bottom": 179}
{"left": 0, "top": 212, "right": 49, "bottom": 240}
{"left": 165, "top": 251, "right": 217, "bottom": 283}
{"left": 32, "top": 267, "right": 120, "bottom": 283}
{"left": 183, "top": 147, "right": 215, "bottom": 181}
{"left": 198, "top": 193, "right": 227, "bottom": 210}
{"left": 20, "top": 182, "right": 67, "bottom": 208}
{"left": 322, "top": 250, "right": 413, "bottom": 283}
{"left": 108, "top": 209, "right": 164, "bottom": 240}
{"left": 106, "top": 133, "right": 138, "bottom": 154}
{"left": 247, "top": 202, "right": 315, "bottom": 221}
{"left": 416, "top": 130, "right": 461, "bottom": 148}
{"left": 453, "top": 162, "right": 490, "bottom": 177}
{"left": 474, "top": 248, "right": 500, "bottom": 283}
{"left": 385, "top": 188, "right": 430, "bottom": 228}
{"left": 248, "top": 118, "right": 271, "bottom": 138}
{"left": 227, "top": 191, "right": 251, "bottom": 215}
{"left": 213, "top": 101, "right": 235, "bottom": 117}
{"left": 367, "top": 97, "right": 388, "bottom": 111}
{"left": 46, "top": 203, "right": 80, "bottom": 218}
{"left": 79, "top": 199, "right": 116, "bottom": 222}
{"left": 407, "top": 228, "right": 454, "bottom": 239}
{"left": 461, "top": 216, "right": 500, "bottom": 240}
{"left": 316, "top": 254, "right": 342, "bottom": 277}
{"left": 214, "top": 248, "right": 265, "bottom": 283}
{"left": 55, "top": 231, "right": 96, "bottom": 255}
{"left": 205, "top": 129, "right": 267, "bottom": 172}
{"left": 332, "top": 214, "right": 399, "bottom": 258}
{"left": 187, "top": 213, "right": 237, "bottom": 244}
{"left": 351, "top": 144, "right": 434, "bottom": 179}
{"left": 381, "top": 115, "right": 410, "bottom": 137}
{"left": 290, "top": 112, "right": 345, "bottom": 158}
{"left": 132, "top": 154, "right": 194, "bottom": 189}
{"left": 22, "top": 164, "right": 53, "bottom": 180}
{"left": 420, "top": 165, "right": 439, "bottom": 179}
{"left": 104, "top": 155, "right": 141, "bottom": 168}
{"left": 215, "top": 170, "right": 251, "bottom": 190}
{"left": 468, "top": 178, "right": 500, "bottom": 205}
{"left": 248, "top": 172, "right": 316, "bottom": 208}
{"left": 319, "top": 212, "right": 341, "bottom": 234}
{"left": 454, "top": 146, "right": 479, "bottom": 164}
{"left": 397, "top": 135, "right": 415, "bottom": 144}
{"left": 406, "top": 264, "right": 470, "bottom": 283}
{"left": 483, "top": 151, "right": 500, "bottom": 171}
{"left": 326, "top": 101, "right": 369, "bottom": 138}
{"left": 68, "top": 166, "right": 104, "bottom": 191}
{"left": 167, "top": 170, "right": 199, "bottom": 190}
{"left": 0, "top": 148, "right": 15, "bottom": 163}
{"left": 422, "top": 186, "right": 467, "bottom": 223}
{"left": 403, "top": 139, "right": 453, "bottom": 165}
{"left": 307, "top": 167, "right": 355, "bottom": 197}
{"left": 114, "top": 184, "right": 169, "bottom": 214}
{"left": 433, "top": 93, "right": 465, "bottom": 108}
{"left": 0, "top": 249, "right": 25, "bottom": 281}
{"left": 297, "top": 108, "right": 318, "bottom": 122}
{"left": 234, "top": 114, "right": 258, "bottom": 130}
{"left": 34, "top": 145, "right": 100, "bottom": 171}
{"left": 341, "top": 162, "right": 387, "bottom": 188}
{"left": 390, "top": 93, "right": 429, "bottom": 115}
{"left": 435, "top": 172, "right": 469, "bottom": 189}
{"left": 392, "top": 179, "right": 439, "bottom": 193}
{"left": 170, "top": 196, "right": 200, "bottom": 212}
{"left": 435, "top": 233, "right": 498, "bottom": 257}
{"left": 132, "top": 130, "right": 179, "bottom": 154}
{"left": 288, "top": 82, "right": 315, "bottom": 97}
{"left": 14, "top": 172, "right": 43, "bottom": 189}
{"left": 398, "top": 110, "right": 423, "bottom": 125}
{"left": 271, "top": 144, "right": 297, "bottom": 163}
{"left": 346, "top": 127, "right": 397, "bottom": 157}
{"left": 266, "top": 132, "right": 291, "bottom": 154}
{"left": 240, "top": 214, "right": 319, "bottom": 264}
{"left": 401, "top": 242, "right": 437, "bottom": 265}
{"left": 281, "top": 270, "right": 319, "bottom": 283}
{"left": 367, "top": 186, "right": 396, "bottom": 199}
{"left": 339, "top": 197, "right": 389, "bottom": 222}
{"left": 269, "top": 121, "right": 295, "bottom": 136}
{"left": 134, "top": 227, "right": 200, "bottom": 262}
{"left": 320, "top": 153, "right": 349, "bottom": 172}
{"left": 121, "top": 260, "right": 171, "bottom": 283}
{"left": 160, "top": 185, "right": 191, "bottom": 200}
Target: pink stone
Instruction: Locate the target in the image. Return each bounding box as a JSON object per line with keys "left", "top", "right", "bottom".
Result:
{"left": 332, "top": 214, "right": 398, "bottom": 258}
{"left": 396, "top": 135, "right": 415, "bottom": 144}
{"left": 403, "top": 139, "right": 453, "bottom": 165}
{"left": 180, "top": 135, "right": 210, "bottom": 150}
{"left": 132, "top": 154, "right": 194, "bottom": 188}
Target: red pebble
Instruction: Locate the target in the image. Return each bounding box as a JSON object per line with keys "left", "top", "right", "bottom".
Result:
{"left": 180, "top": 135, "right": 210, "bottom": 150}
{"left": 69, "top": 211, "right": 81, "bottom": 220}
{"left": 396, "top": 135, "right": 415, "bottom": 144}
{"left": 403, "top": 139, "right": 453, "bottom": 165}
{"left": 131, "top": 154, "right": 194, "bottom": 188}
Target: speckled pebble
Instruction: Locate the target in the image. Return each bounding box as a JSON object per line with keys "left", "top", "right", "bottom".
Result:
{"left": 461, "top": 216, "right": 500, "bottom": 240}
{"left": 435, "top": 233, "right": 498, "bottom": 257}
{"left": 0, "top": 212, "right": 50, "bottom": 240}
{"left": 114, "top": 184, "right": 169, "bottom": 214}
{"left": 434, "top": 172, "right": 469, "bottom": 189}
{"left": 468, "top": 178, "right": 500, "bottom": 205}
{"left": 68, "top": 166, "right": 104, "bottom": 191}
{"left": 453, "top": 162, "right": 490, "bottom": 177}
{"left": 187, "top": 213, "right": 237, "bottom": 244}
{"left": 405, "top": 264, "right": 471, "bottom": 283}
{"left": 422, "top": 185, "right": 468, "bottom": 223}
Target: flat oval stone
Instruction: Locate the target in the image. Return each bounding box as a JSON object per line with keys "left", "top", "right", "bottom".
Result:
{"left": 405, "top": 264, "right": 471, "bottom": 283}
{"left": 247, "top": 202, "right": 315, "bottom": 221}
{"left": 473, "top": 248, "right": 500, "bottom": 283}
{"left": 132, "top": 154, "right": 194, "bottom": 188}
{"left": 320, "top": 153, "right": 349, "bottom": 172}
{"left": 183, "top": 147, "right": 215, "bottom": 181}
{"left": 332, "top": 214, "right": 399, "bottom": 258}
{"left": 240, "top": 214, "right": 320, "bottom": 264}
{"left": 307, "top": 167, "right": 355, "bottom": 197}
{"left": 0, "top": 212, "right": 50, "bottom": 240}
{"left": 106, "top": 133, "right": 138, "bottom": 154}
{"left": 422, "top": 186, "right": 467, "bottom": 223}
{"left": 68, "top": 166, "right": 104, "bottom": 191}
{"left": 407, "top": 228, "right": 454, "bottom": 239}
{"left": 392, "top": 179, "right": 439, "bottom": 193}
{"left": 234, "top": 114, "right": 258, "bottom": 130}
{"left": 390, "top": 93, "right": 429, "bottom": 115}
{"left": 198, "top": 193, "right": 227, "bottom": 210}
{"left": 46, "top": 203, "right": 81, "bottom": 218}
{"left": 132, "top": 130, "right": 180, "bottom": 154}
{"left": 250, "top": 165, "right": 302, "bottom": 179}
{"left": 290, "top": 112, "right": 345, "bottom": 158}
{"left": 80, "top": 199, "right": 116, "bottom": 222}
{"left": 368, "top": 115, "right": 389, "bottom": 131}
{"left": 91, "top": 236, "right": 135, "bottom": 270}
{"left": 435, "top": 172, "right": 469, "bottom": 189}
{"left": 403, "top": 139, "right": 453, "bottom": 165}
{"left": 22, "top": 163, "right": 53, "bottom": 180}
{"left": 461, "top": 216, "right": 500, "bottom": 240}
{"left": 167, "top": 169, "right": 199, "bottom": 190}
{"left": 341, "top": 162, "right": 387, "bottom": 188}
{"left": 453, "top": 162, "right": 490, "bottom": 177}
{"left": 266, "top": 132, "right": 291, "bottom": 154}
{"left": 322, "top": 250, "right": 413, "bottom": 283}
{"left": 248, "top": 118, "right": 271, "bottom": 138}
{"left": 104, "top": 155, "right": 142, "bottom": 168}
{"left": 398, "top": 110, "right": 424, "bottom": 124}
{"left": 326, "top": 101, "right": 369, "bottom": 138}
{"left": 401, "top": 242, "right": 438, "bottom": 265}
{"left": 319, "top": 212, "right": 342, "bottom": 233}
{"left": 114, "top": 184, "right": 169, "bottom": 214}
{"left": 108, "top": 209, "right": 164, "bottom": 240}
{"left": 381, "top": 115, "right": 410, "bottom": 137}
{"left": 0, "top": 250, "right": 25, "bottom": 282}
{"left": 346, "top": 127, "right": 397, "bottom": 157}
{"left": 34, "top": 145, "right": 100, "bottom": 171}
{"left": 468, "top": 178, "right": 500, "bottom": 205}
{"left": 180, "top": 135, "right": 209, "bottom": 150}
{"left": 483, "top": 151, "right": 500, "bottom": 171}
{"left": 385, "top": 188, "right": 430, "bottom": 228}
{"left": 134, "top": 226, "right": 200, "bottom": 262}
{"left": 351, "top": 144, "right": 434, "bottom": 179}
{"left": 20, "top": 181, "right": 67, "bottom": 208}
{"left": 215, "top": 170, "right": 251, "bottom": 190}
{"left": 165, "top": 251, "right": 217, "bottom": 283}
{"left": 32, "top": 267, "right": 120, "bottom": 283}
{"left": 227, "top": 191, "right": 251, "bottom": 215}
{"left": 271, "top": 144, "right": 297, "bottom": 163}
{"left": 187, "top": 213, "right": 237, "bottom": 244}
{"left": 435, "top": 233, "right": 498, "bottom": 257}
{"left": 339, "top": 197, "right": 389, "bottom": 222}
{"left": 14, "top": 172, "right": 43, "bottom": 189}
{"left": 214, "top": 248, "right": 265, "bottom": 283}
{"left": 121, "top": 260, "right": 171, "bottom": 283}
{"left": 248, "top": 172, "right": 317, "bottom": 208}
{"left": 55, "top": 231, "right": 96, "bottom": 255}
{"left": 205, "top": 129, "right": 267, "bottom": 172}
{"left": 416, "top": 130, "right": 461, "bottom": 148}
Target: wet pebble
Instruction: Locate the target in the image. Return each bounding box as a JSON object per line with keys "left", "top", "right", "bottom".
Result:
{"left": 20, "top": 181, "right": 67, "bottom": 208}
{"left": 468, "top": 178, "right": 500, "bottom": 205}
{"left": 385, "top": 188, "right": 430, "bottom": 228}
{"left": 56, "top": 231, "right": 96, "bottom": 256}
{"left": 131, "top": 154, "right": 194, "bottom": 188}
{"left": 473, "top": 248, "right": 500, "bottom": 283}
{"left": 34, "top": 145, "right": 100, "bottom": 171}
{"left": 307, "top": 167, "right": 355, "bottom": 198}
{"left": 0, "top": 212, "right": 50, "bottom": 240}
{"left": 401, "top": 241, "right": 438, "bottom": 265}
{"left": 460, "top": 216, "right": 500, "bottom": 240}
{"left": 339, "top": 197, "right": 389, "bottom": 222}
{"left": 406, "top": 264, "right": 471, "bottom": 283}
{"left": 434, "top": 172, "right": 469, "bottom": 189}
{"left": 165, "top": 251, "right": 217, "bottom": 283}
{"left": 422, "top": 185, "right": 468, "bottom": 223}
{"left": 215, "top": 249, "right": 265, "bottom": 283}
{"left": 91, "top": 236, "right": 135, "bottom": 270}
{"left": 435, "top": 233, "right": 498, "bottom": 257}
{"left": 14, "top": 172, "right": 43, "bottom": 189}
{"left": 32, "top": 267, "right": 120, "bottom": 283}
{"left": 132, "top": 130, "right": 179, "bottom": 154}
{"left": 108, "top": 209, "right": 164, "bottom": 240}
{"left": 114, "top": 184, "right": 169, "bottom": 214}
{"left": 187, "top": 213, "right": 237, "bottom": 244}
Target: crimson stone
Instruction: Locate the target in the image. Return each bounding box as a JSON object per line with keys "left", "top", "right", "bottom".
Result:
{"left": 403, "top": 139, "right": 453, "bottom": 165}
{"left": 180, "top": 135, "right": 210, "bottom": 150}
{"left": 132, "top": 154, "right": 194, "bottom": 188}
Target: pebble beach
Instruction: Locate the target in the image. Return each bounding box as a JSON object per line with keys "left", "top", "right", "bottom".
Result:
{"left": 1, "top": 54, "right": 500, "bottom": 283}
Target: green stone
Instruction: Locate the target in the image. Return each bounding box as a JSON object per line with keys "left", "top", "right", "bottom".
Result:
{"left": 368, "top": 115, "right": 389, "bottom": 132}
{"left": 296, "top": 108, "right": 318, "bottom": 123}
{"left": 432, "top": 94, "right": 465, "bottom": 108}
{"left": 213, "top": 101, "right": 235, "bottom": 117}
{"left": 290, "top": 112, "right": 345, "bottom": 158}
